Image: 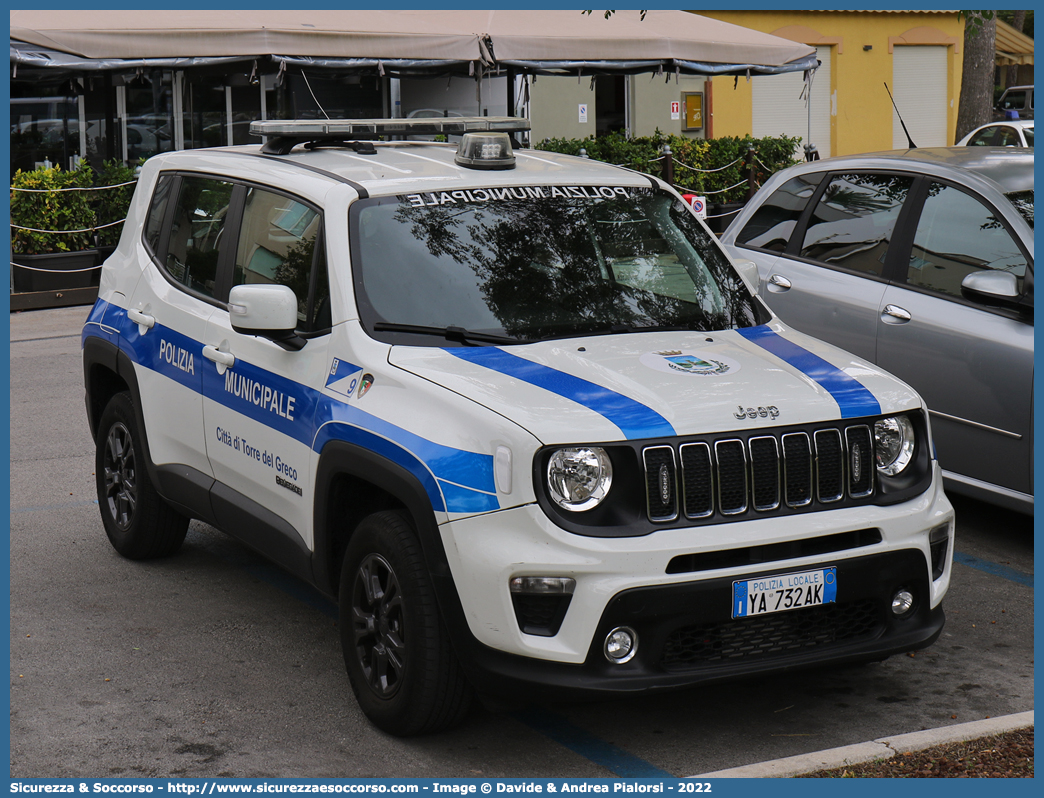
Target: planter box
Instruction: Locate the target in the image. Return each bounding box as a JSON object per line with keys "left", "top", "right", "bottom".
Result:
{"left": 11, "top": 249, "right": 101, "bottom": 293}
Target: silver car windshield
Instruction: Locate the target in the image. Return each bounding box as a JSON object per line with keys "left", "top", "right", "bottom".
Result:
{"left": 351, "top": 186, "right": 766, "bottom": 345}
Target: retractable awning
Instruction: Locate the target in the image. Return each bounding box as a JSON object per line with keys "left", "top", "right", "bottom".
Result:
{"left": 10, "top": 9, "right": 817, "bottom": 79}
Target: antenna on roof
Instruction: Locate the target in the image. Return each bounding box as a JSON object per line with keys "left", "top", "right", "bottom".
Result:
{"left": 884, "top": 82, "right": 916, "bottom": 149}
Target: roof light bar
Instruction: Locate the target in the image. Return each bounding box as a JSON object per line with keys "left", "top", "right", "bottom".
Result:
{"left": 250, "top": 116, "right": 530, "bottom": 139}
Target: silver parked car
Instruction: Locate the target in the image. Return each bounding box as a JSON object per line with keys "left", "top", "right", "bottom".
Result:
{"left": 721, "top": 147, "right": 1033, "bottom": 513}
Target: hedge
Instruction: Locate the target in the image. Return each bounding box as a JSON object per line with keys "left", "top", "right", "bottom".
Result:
{"left": 535, "top": 131, "right": 802, "bottom": 204}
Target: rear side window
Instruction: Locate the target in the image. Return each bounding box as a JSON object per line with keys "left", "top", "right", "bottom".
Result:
{"left": 735, "top": 174, "right": 821, "bottom": 252}
{"left": 799, "top": 173, "right": 913, "bottom": 277}
{"left": 232, "top": 186, "right": 329, "bottom": 333}
{"left": 143, "top": 173, "right": 174, "bottom": 255}
{"left": 163, "top": 176, "right": 235, "bottom": 299}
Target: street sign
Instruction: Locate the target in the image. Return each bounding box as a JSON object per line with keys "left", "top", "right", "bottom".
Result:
{"left": 682, "top": 194, "right": 707, "bottom": 219}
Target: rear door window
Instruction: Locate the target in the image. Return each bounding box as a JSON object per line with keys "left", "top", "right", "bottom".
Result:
{"left": 734, "top": 174, "right": 822, "bottom": 252}
{"left": 163, "top": 176, "right": 235, "bottom": 299}
{"left": 799, "top": 173, "right": 913, "bottom": 277}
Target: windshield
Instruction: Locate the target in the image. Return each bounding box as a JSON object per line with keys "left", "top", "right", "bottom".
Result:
{"left": 351, "top": 186, "right": 766, "bottom": 345}
{"left": 1007, "top": 190, "right": 1034, "bottom": 228}
{"left": 1023, "top": 126, "right": 1034, "bottom": 147}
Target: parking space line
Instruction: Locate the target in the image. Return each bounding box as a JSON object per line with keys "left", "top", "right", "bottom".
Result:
{"left": 954, "top": 551, "right": 1033, "bottom": 588}
{"left": 511, "top": 708, "right": 672, "bottom": 777}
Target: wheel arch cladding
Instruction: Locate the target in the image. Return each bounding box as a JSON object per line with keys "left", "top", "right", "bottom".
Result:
{"left": 312, "top": 439, "right": 449, "bottom": 601}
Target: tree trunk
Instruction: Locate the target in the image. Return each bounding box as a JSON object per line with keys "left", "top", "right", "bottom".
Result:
{"left": 1006, "top": 10, "right": 1027, "bottom": 88}
{"left": 955, "top": 13, "right": 997, "bottom": 143}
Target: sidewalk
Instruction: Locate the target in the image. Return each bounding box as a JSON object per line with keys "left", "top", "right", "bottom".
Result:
{"left": 692, "top": 711, "right": 1034, "bottom": 778}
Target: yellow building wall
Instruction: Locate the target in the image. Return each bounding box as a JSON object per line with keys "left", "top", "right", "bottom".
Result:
{"left": 699, "top": 10, "right": 964, "bottom": 155}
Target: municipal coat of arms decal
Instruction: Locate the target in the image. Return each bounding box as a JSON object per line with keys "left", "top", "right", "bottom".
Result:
{"left": 639, "top": 349, "right": 740, "bottom": 376}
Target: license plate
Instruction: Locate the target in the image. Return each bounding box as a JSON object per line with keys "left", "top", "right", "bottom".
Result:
{"left": 732, "top": 567, "right": 837, "bottom": 619}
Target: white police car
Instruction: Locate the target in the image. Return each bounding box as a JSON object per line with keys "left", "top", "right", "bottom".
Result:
{"left": 82, "top": 117, "right": 954, "bottom": 736}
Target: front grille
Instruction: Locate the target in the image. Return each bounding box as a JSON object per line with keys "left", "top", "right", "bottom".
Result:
{"left": 644, "top": 423, "right": 877, "bottom": 524}
{"left": 661, "top": 599, "right": 881, "bottom": 670}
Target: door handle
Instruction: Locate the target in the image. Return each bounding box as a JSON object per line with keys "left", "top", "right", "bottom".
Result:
{"left": 127, "top": 308, "right": 155, "bottom": 333}
{"left": 203, "top": 345, "right": 236, "bottom": 375}
{"left": 881, "top": 304, "right": 912, "bottom": 324}
{"left": 767, "top": 274, "right": 792, "bottom": 293}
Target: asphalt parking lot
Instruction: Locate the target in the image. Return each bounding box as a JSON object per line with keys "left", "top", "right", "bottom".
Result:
{"left": 9, "top": 305, "right": 1035, "bottom": 779}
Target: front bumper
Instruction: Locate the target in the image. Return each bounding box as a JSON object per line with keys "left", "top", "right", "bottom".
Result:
{"left": 436, "top": 465, "right": 953, "bottom": 694}
{"left": 456, "top": 548, "right": 944, "bottom": 697}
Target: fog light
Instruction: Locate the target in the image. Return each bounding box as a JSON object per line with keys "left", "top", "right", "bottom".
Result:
{"left": 891, "top": 589, "right": 915, "bottom": 617}
{"left": 604, "top": 626, "right": 638, "bottom": 664}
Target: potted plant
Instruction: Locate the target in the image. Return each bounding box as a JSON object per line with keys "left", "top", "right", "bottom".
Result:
{"left": 10, "top": 160, "right": 100, "bottom": 293}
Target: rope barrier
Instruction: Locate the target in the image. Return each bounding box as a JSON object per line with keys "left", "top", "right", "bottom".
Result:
{"left": 11, "top": 218, "right": 126, "bottom": 234}
{"left": 672, "top": 157, "right": 742, "bottom": 174}
{"left": 10, "top": 179, "right": 138, "bottom": 193}
{"left": 10, "top": 261, "right": 103, "bottom": 273}
{"left": 678, "top": 179, "right": 748, "bottom": 196}
{"left": 704, "top": 207, "right": 743, "bottom": 219}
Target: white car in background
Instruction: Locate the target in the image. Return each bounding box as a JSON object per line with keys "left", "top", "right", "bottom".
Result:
{"left": 958, "top": 120, "right": 1034, "bottom": 148}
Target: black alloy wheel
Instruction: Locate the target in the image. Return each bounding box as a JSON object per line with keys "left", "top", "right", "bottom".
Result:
{"left": 102, "top": 420, "right": 137, "bottom": 531}
{"left": 351, "top": 552, "right": 407, "bottom": 698}
{"left": 94, "top": 392, "right": 188, "bottom": 559}
{"left": 339, "top": 510, "right": 473, "bottom": 735}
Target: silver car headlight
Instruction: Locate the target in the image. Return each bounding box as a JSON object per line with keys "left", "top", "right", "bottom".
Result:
{"left": 874, "top": 415, "right": 916, "bottom": 476}
{"left": 546, "top": 447, "right": 613, "bottom": 512}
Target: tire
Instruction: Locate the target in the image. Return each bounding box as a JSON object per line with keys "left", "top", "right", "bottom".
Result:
{"left": 95, "top": 392, "right": 189, "bottom": 559}
{"left": 339, "top": 510, "right": 473, "bottom": 736}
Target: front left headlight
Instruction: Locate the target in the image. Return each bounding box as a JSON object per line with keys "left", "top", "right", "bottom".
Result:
{"left": 874, "top": 415, "right": 916, "bottom": 476}
{"left": 546, "top": 447, "right": 613, "bottom": 512}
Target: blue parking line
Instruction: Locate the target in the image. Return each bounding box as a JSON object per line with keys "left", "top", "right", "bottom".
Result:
{"left": 511, "top": 708, "right": 672, "bottom": 777}
{"left": 954, "top": 551, "right": 1034, "bottom": 588}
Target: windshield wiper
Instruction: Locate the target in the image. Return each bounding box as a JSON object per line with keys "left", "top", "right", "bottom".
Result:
{"left": 372, "top": 322, "right": 524, "bottom": 345}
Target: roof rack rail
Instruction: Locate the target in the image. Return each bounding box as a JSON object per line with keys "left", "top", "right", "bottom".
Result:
{"left": 251, "top": 117, "right": 531, "bottom": 155}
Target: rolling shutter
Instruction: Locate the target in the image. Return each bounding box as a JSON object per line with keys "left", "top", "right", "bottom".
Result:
{"left": 752, "top": 46, "right": 831, "bottom": 158}
{"left": 892, "top": 46, "right": 948, "bottom": 148}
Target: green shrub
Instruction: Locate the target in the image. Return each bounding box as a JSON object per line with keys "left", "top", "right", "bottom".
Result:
{"left": 10, "top": 159, "right": 139, "bottom": 254}
{"left": 536, "top": 132, "right": 802, "bottom": 204}
{"left": 95, "top": 160, "right": 138, "bottom": 248}
{"left": 10, "top": 161, "right": 96, "bottom": 254}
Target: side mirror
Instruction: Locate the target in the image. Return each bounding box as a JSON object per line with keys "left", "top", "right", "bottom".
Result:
{"left": 960, "top": 270, "right": 1023, "bottom": 309}
{"left": 228, "top": 284, "right": 306, "bottom": 351}
{"left": 732, "top": 258, "right": 761, "bottom": 294}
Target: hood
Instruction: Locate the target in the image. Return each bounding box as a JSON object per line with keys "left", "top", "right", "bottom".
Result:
{"left": 388, "top": 321, "right": 921, "bottom": 445}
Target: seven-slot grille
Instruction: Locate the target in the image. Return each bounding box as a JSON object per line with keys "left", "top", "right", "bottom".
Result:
{"left": 644, "top": 424, "right": 875, "bottom": 522}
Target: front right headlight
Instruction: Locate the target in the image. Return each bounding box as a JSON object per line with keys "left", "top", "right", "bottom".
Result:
{"left": 874, "top": 415, "right": 916, "bottom": 476}
{"left": 546, "top": 446, "right": 613, "bottom": 512}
